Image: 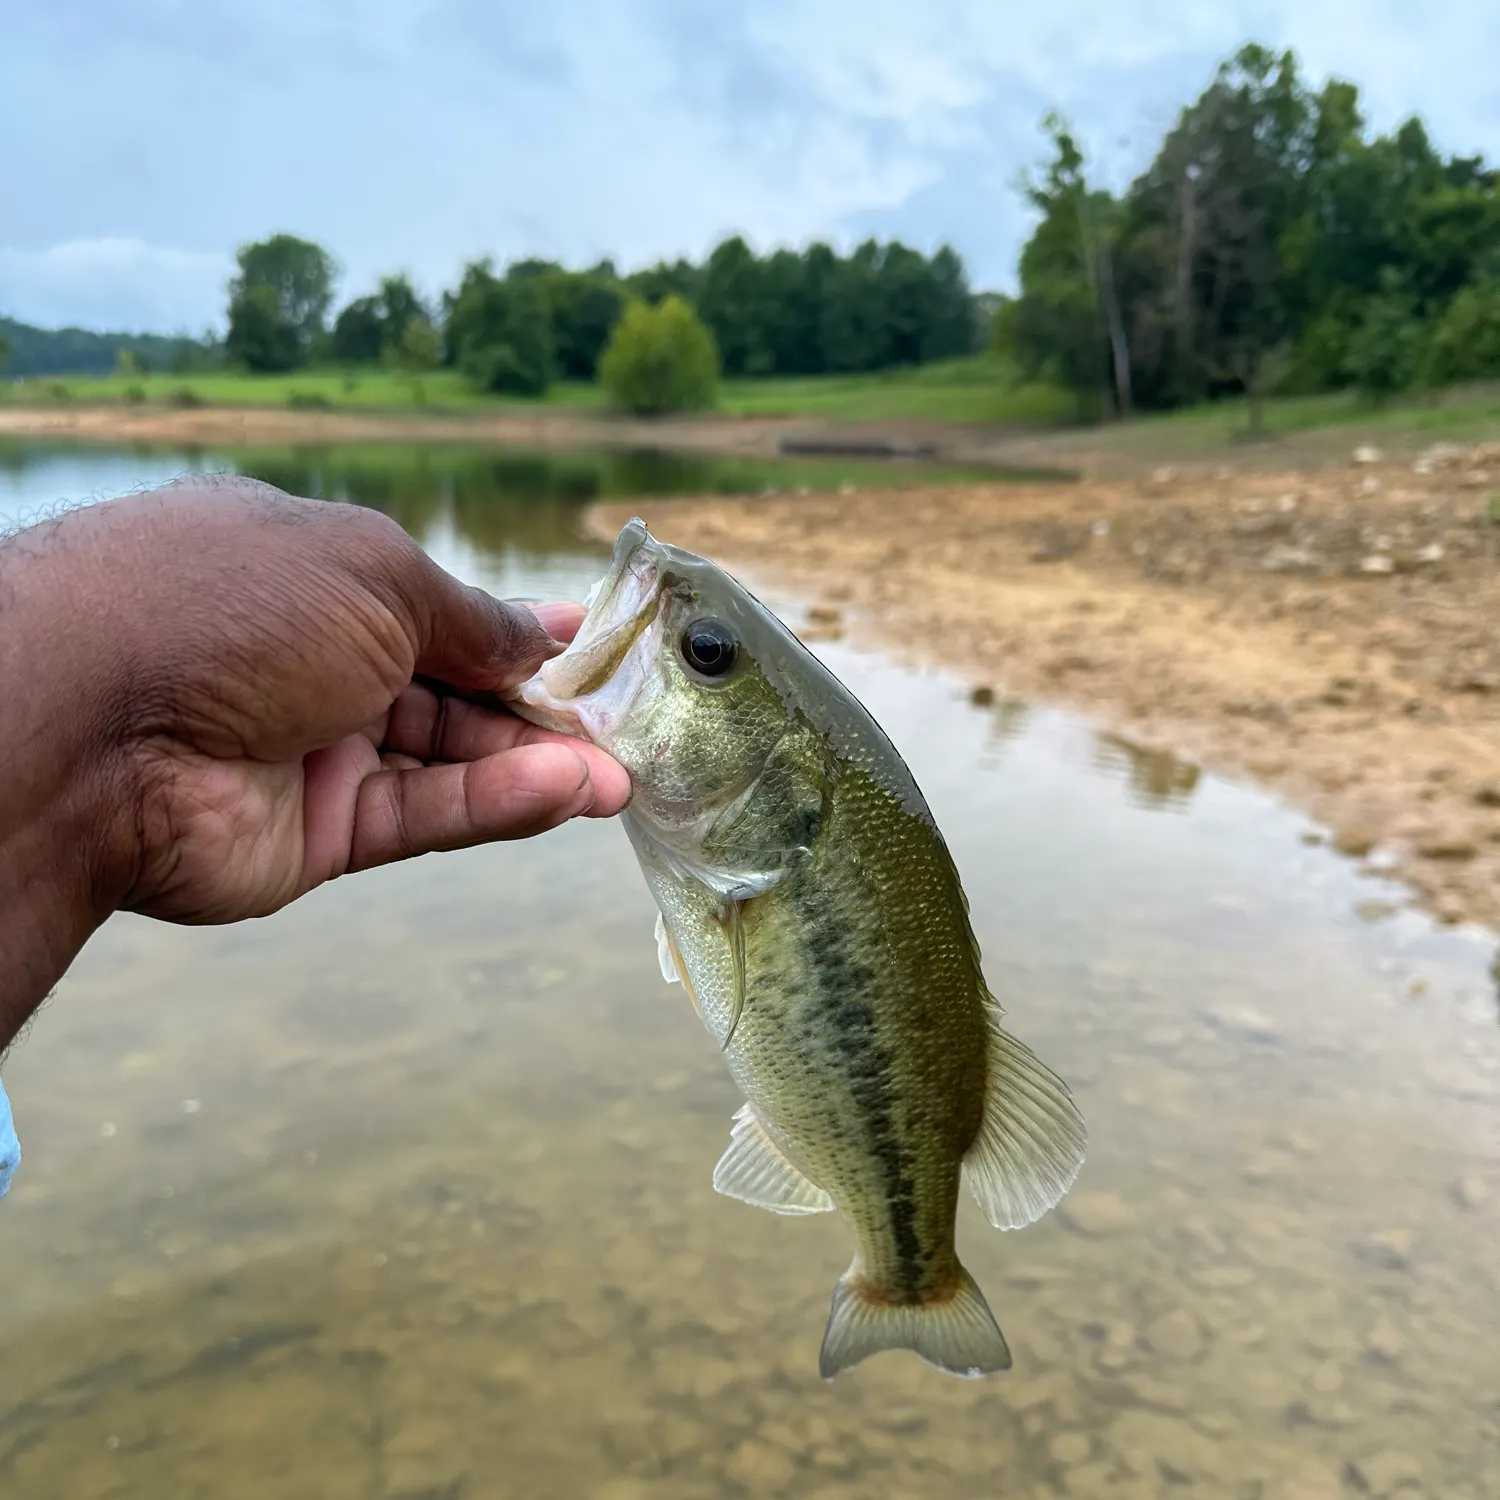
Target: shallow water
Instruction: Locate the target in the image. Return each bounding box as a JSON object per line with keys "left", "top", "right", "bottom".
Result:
{"left": 2, "top": 449, "right": 1499, "bottom": 1500}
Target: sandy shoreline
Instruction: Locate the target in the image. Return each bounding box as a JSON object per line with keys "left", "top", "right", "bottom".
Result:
{"left": 0, "top": 402, "right": 812, "bottom": 457}
{"left": 591, "top": 442, "right": 1500, "bottom": 939}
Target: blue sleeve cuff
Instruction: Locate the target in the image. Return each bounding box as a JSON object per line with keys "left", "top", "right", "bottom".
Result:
{"left": 0, "top": 1078, "right": 19, "bottom": 1200}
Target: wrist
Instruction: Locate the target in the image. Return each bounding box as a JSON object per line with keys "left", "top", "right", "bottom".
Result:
{"left": 0, "top": 517, "right": 141, "bottom": 1044}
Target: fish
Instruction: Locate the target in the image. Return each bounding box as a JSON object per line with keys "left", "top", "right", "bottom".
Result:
{"left": 508, "top": 518, "right": 1086, "bottom": 1379}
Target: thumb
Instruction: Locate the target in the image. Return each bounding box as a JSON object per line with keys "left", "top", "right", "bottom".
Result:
{"left": 404, "top": 555, "right": 566, "bottom": 696}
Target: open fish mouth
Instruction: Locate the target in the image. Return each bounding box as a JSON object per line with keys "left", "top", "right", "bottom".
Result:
{"left": 509, "top": 517, "right": 663, "bottom": 741}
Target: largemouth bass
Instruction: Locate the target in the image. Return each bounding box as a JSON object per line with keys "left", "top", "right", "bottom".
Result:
{"left": 509, "top": 518, "right": 1086, "bottom": 1379}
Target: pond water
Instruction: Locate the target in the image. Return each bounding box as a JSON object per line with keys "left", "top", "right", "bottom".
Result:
{"left": 1, "top": 445, "right": 1498, "bottom": 1500}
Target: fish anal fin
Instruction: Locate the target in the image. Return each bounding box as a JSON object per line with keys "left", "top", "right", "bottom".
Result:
{"left": 962, "top": 1018, "right": 1088, "bottom": 1231}
{"left": 713, "top": 1103, "right": 833, "bottom": 1216}
{"left": 819, "top": 1264, "right": 1011, "bottom": 1380}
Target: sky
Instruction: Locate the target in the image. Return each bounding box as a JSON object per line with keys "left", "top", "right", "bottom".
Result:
{"left": 3, "top": 1, "right": 1498, "bottom": 335}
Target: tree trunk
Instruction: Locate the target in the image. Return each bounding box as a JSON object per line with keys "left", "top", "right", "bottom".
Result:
{"left": 1098, "top": 241, "right": 1133, "bottom": 418}
{"left": 1174, "top": 168, "right": 1197, "bottom": 374}
{"left": 1072, "top": 196, "right": 1113, "bottom": 421}
{"left": 1247, "top": 381, "right": 1264, "bottom": 436}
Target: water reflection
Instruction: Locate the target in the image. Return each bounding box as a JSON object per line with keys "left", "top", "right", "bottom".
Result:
{"left": 1092, "top": 730, "right": 1203, "bottom": 809}
{"left": 969, "top": 688, "right": 1033, "bottom": 753}
{"left": 1, "top": 454, "right": 1498, "bottom": 1500}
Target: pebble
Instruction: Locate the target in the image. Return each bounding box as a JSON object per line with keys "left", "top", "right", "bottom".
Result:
{"left": 1061, "top": 1460, "right": 1119, "bottom": 1497}
{"left": 1415, "top": 831, "right": 1477, "bottom": 860}
{"left": 1050, "top": 1432, "right": 1093, "bottom": 1465}
{"left": 1451, "top": 1175, "right": 1490, "bottom": 1210}
{"left": 1359, "top": 554, "right": 1396, "bottom": 575}
{"left": 591, "top": 1482, "right": 653, "bottom": 1500}
{"left": 1108, "top": 1409, "right": 1222, "bottom": 1484}
{"left": 1143, "top": 1308, "right": 1207, "bottom": 1362}
{"left": 1204, "top": 1004, "right": 1281, "bottom": 1045}
{"left": 1356, "top": 1228, "right": 1414, "bottom": 1272}
{"left": 1192, "top": 1265, "right": 1255, "bottom": 1289}
{"left": 1472, "top": 782, "right": 1500, "bottom": 808}
{"left": 1346, "top": 1449, "right": 1422, "bottom": 1497}
{"left": 1354, "top": 445, "right": 1383, "bottom": 465}
{"left": 1334, "top": 824, "right": 1381, "bottom": 857}
{"left": 1060, "top": 1190, "right": 1137, "bottom": 1237}
{"left": 1364, "top": 1316, "right": 1404, "bottom": 1362}
{"left": 726, "top": 1439, "right": 797, "bottom": 1490}
{"left": 1273, "top": 1460, "right": 1343, "bottom": 1500}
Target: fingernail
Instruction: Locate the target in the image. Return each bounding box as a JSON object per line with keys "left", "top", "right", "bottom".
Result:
{"left": 527, "top": 602, "right": 582, "bottom": 636}
{"left": 573, "top": 754, "right": 596, "bottom": 814}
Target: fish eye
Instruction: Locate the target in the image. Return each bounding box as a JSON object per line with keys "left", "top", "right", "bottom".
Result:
{"left": 680, "top": 617, "right": 739, "bottom": 678}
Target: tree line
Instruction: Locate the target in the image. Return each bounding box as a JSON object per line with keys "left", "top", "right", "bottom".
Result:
{"left": 0, "top": 318, "right": 218, "bottom": 380}
{"left": 1002, "top": 43, "right": 1500, "bottom": 422}
{"left": 222, "top": 233, "right": 984, "bottom": 399}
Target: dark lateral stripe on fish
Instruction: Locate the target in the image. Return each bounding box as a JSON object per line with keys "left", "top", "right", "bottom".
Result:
{"left": 792, "top": 886, "right": 926, "bottom": 1300}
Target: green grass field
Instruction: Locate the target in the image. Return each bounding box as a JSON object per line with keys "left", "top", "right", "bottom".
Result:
{"left": 6, "top": 358, "right": 1499, "bottom": 457}
{"left": 1056, "top": 380, "right": 1500, "bottom": 459}
{"left": 0, "top": 355, "right": 1076, "bottom": 428}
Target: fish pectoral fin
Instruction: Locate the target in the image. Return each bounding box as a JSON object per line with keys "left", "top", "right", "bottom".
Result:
{"left": 713, "top": 1103, "right": 834, "bottom": 1216}
{"left": 819, "top": 1263, "right": 1011, "bottom": 1380}
{"left": 962, "top": 1017, "right": 1088, "bottom": 1231}
{"left": 654, "top": 911, "right": 680, "bottom": 985}
{"left": 710, "top": 898, "right": 750, "bottom": 1051}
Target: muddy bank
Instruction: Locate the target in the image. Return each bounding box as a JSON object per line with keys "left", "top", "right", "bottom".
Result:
{"left": 0, "top": 403, "right": 809, "bottom": 457}
{"left": 593, "top": 441, "right": 1500, "bottom": 935}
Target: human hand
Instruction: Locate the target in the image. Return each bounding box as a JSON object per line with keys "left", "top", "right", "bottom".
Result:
{"left": 0, "top": 475, "right": 630, "bottom": 1038}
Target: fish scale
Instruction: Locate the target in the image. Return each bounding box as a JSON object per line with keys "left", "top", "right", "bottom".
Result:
{"left": 511, "top": 518, "right": 1086, "bottom": 1379}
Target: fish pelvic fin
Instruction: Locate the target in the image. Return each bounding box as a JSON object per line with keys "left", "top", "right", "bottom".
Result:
{"left": 654, "top": 912, "right": 680, "bottom": 985}
{"left": 713, "top": 1103, "right": 834, "bottom": 1215}
{"left": 962, "top": 1016, "right": 1088, "bottom": 1231}
{"left": 818, "top": 1264, "right": 1012, "bottom": 1381}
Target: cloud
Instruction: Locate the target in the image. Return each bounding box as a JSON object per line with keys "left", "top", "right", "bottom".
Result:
{"left": 0, "top": 239, "right": 233, "bottom": 334}
{"left": 1, "top": 1, "right": 1496, "bottom": 329}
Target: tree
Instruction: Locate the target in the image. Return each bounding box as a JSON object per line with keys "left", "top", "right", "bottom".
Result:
{"left": 0, "top": 327, "right": 12, "bottom": 376}
{"left": 376, "top": 275, "right": 426, "bottom": 353}
{"left": 443, "top": 260, "right": 554, "bottom": 395}
{"left": 539, "top": 269, "right": 625, "bottom": 379}
{"left": 1123, "top": 46, "right": 1316, "bottom": 430}
{"left": 1009, "top": 118, "right": 1123, "bottom": 416}
{"left": 599, "top": 296, "right": 719, "bottom": 413}
{"left": 1423, "top": 280, "right": 1500, "bottom": 385}
{"left": 1008, "top": 45, "right": 1500, "bottom": 420}
{"left": 1343, "top": 272, "right": 1423, "bottom": 397}
{"left": 226, "top": 234, "right": 335, "bottom": 372}
{"left": 699, "top": 235, "right": 774, "bottom": 375}
{"left": 391, "top": 319, "right": 442, "bottom": 373}
{"left": 332, "top": 296, "right": 384, "bottom": 363}
{"left": 226, "top": 283, "right": 301, "bottom": 373}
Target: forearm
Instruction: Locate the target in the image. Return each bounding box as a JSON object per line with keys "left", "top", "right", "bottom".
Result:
{"left": 0, "top": 519, "right": 137, "bottom": 1047}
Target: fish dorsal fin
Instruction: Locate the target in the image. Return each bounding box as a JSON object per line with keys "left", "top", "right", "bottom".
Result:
{"left": 962, "top": 1017, "right": 1088, "bottom": 1230}
{"left": 654, "top": 911, "right": 680, "bottom": 984}
{"left": 713, "top": 1103, "right": 834, "bottom": 1216}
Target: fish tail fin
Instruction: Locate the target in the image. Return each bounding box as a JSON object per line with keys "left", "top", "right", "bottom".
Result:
{"left": 818, "top": 1263, "right": 1012, "bottom": 1380}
